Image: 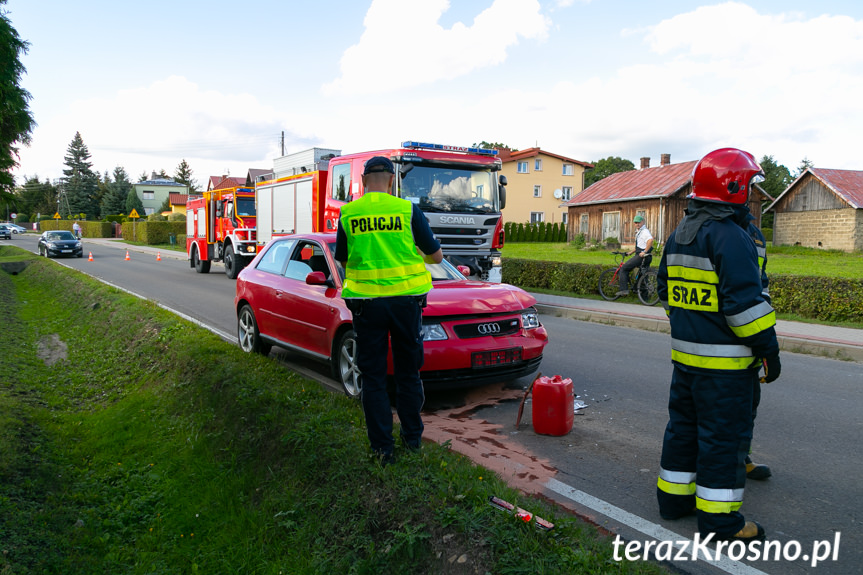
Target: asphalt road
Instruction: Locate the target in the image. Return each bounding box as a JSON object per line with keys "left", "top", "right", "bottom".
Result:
{"left": 11, "top": 233, "right": 862, "bottom": 575}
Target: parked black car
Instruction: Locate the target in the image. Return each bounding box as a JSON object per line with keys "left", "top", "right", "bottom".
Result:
{"left": 38, "top": 230, "right": 83, "bottom": 258}
{"left": 0, "top": 224, "right": 11, "bottom": 240}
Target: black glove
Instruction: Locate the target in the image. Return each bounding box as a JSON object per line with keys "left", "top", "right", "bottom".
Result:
{"left": 761, "top": 355, "right": 781, "bottom": 383}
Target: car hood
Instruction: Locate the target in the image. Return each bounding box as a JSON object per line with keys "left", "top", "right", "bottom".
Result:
{"left": 47, "top": 240, "right": 79, "bottom": 246}
{"left": 423, "top": 280, "right": 536, "bottom": 316}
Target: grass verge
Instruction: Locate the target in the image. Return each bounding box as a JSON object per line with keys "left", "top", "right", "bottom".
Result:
{"left": 0, "top": 248, "right": 666, "bottom": 575}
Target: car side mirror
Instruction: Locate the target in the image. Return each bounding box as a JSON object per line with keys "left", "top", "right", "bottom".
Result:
{"left": 457, "top": 265, "right": 471, "bottom": 277}
{"left": 306, "top": 271, "right": 329, "bottom": 286}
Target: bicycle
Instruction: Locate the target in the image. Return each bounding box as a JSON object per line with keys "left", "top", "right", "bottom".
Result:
{"left": 598, "top": 251, "right": 659, "bottom": 306}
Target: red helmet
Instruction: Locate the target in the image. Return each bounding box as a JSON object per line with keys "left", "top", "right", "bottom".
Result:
{"left": 690, "top": 148, "right": 764, "bottom": 205}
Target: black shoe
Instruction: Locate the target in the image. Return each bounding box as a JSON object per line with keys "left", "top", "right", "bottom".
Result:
{"left": 745, "top": 457, "right": 772, "bottom": 480}
{"left": 373, "top": 450, "right": 395, "bottom": 466}
{"left": 616, "top": 290, "right": 630, "bottom": 296}
{"left": 716, "top": 521, "right": 766, "bottom": 543}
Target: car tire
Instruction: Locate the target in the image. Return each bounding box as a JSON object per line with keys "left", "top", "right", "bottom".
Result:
{"left": 192, "top": 245, "right": 211, "bottom": 274}
{"left": 332, "top": 328, "right": 361, "bottom": 398}
{"left": 238, "top": 305, "right": 271, "bottom": 356}
{"left": 224, "top": 244, "right": 239, "bottom": 279}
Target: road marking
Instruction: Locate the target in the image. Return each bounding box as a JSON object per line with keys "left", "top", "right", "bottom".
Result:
{"left": 544, "top": 477, "right": 768, "bottom": 575}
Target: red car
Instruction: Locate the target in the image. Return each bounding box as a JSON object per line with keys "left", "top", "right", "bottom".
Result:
{"left": 234, "top": 233, "right": 547, "bottom": 397}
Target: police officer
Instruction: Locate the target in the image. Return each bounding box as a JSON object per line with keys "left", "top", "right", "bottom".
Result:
{"left": 335, "top": 156, "right": 442, "bottom": 464}
{"left": 656, "top": 148, "right": 781, "bottom": 542}
{"left": 617, "top": 215, "right": 654, "bottom": 296}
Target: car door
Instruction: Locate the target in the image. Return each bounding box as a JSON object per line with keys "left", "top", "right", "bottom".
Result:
{"left": 246, "top": 238, "right": 296, "bottom": 342}
{"left": 276, "top": 239, "right": 341, "bottom": 357}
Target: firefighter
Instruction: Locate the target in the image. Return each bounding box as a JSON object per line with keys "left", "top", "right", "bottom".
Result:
{"left": 335, "top": 156, "right": 442, "bottom": 465}
{"left": 656, "top": 148, "right": 781, "bottom": 542}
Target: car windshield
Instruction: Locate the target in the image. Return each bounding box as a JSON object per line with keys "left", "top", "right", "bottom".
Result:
{"left": 397, "top": 163, "right": 498, "bottom": 214}
{"left": 236, "top": 197, "right": 256, "bottom": 217}
{"left": 48, "top": 231, "right": 75, "bottom": 241}
{"left": 325, "top": 241, "right": 465, "bottom": 282}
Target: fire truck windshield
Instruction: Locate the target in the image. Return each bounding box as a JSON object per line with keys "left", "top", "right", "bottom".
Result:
{"left": 236, "top": 198, "right": 256, "bottom": 217}
{"left": 398, "top": 165, "right": 498, "bottom": 214}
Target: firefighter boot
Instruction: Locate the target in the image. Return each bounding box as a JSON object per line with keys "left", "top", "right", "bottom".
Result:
{"left": 745, "top": 455, "right": 772, "bottom": 480}
{"left": 718, "top": 521, "right": 766, "bottom": 543}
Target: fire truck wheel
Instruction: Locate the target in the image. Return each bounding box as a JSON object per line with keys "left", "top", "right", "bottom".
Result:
{"left": 238, "top": 305, "right": 271, "bottom": 356}
{"left": 224, "top": 244, "right": 239, "bottom": 279}
{"left": 193, "top": 245, "right": 211, "bottom": 274}
{"left": 332, "top": 328, "right": 361, "bottom": 398}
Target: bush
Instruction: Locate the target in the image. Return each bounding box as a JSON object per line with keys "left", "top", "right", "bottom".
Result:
{"left": 120, "top": 221, "right": 186, "bottom": 245}
{"left": 167, "top": 212, "right": 186, "bottom": 222}
{"left": 762, "top": 228, "right": 773, "bottom": 242}
{"left": 148, "top": 213, "right": 168, "bottom": 222}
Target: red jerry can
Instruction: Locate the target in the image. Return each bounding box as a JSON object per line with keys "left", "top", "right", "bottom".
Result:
{"left": 532, "top": 375, "right": 574, "bottom": 436}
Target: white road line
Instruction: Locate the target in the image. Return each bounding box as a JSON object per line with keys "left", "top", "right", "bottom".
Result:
{"left": 544, "top": 478, "right": 768, "bottom": 575}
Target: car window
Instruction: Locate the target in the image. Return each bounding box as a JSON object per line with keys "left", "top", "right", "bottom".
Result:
{"left": 256, "top": 239, "right": 295, "bottom": 274}
{"left": 285, "top": 240, "right": 330, "bottom": 281}
{"left": 284, "top": 260, "right": 313, "bottom": 281}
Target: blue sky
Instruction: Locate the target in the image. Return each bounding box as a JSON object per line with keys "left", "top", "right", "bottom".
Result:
{"left": 8, "top": 0, "right": 863, "bottom": 184}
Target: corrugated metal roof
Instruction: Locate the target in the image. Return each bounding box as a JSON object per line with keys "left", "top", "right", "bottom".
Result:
{"left": 809, "top": 168, "right": 863, "bottom": 209}
{"left": 563, "top": 161, "right": 697, "bottom": 206}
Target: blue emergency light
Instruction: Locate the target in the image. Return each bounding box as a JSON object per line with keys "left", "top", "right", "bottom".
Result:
{"left": 402, "top": 140, "right": 498, "bottom": 156}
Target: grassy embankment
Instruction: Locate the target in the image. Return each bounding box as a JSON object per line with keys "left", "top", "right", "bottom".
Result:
{"left": 0, "top": 245, "right": 666, "bottom": 575}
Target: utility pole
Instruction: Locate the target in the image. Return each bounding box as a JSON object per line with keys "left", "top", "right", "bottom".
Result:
{"left": 281, "top": 131, "right": 285, "bottom": 157}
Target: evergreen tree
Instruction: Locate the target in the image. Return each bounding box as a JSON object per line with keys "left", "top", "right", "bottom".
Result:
{"left": 795, "top": 157, "right": 815, "bottom": 177}
{"left": 757, "top": 155, "right": 792, "bottom": 200}
{"left": 1, "top": 1, "right": 37, "bottom": 198}
{"left": 61, "top": 131, "right": 99, "bottom": 218}
{"left": 15, "top": 175, "right": 57, "bottom": 221}
{"left": 174, "top": 158, "right": 199, "bottom": 192}
{"left": 138, "top": 171, "right": 150, "bottom": 183}
{"left": 125, "top": 187, "right": 144, "bottom": 215}
{"left": 100, "top": 166, "right": 131, "bottom": 216}
{"left": 158, "top": 195, "right": 171, "bottom": 213}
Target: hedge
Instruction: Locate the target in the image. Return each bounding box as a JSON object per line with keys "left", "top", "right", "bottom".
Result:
{"left": 120, "top": 221, "right": 186, "bottom": 245}
{"left": 503, "top": 221, "right": 567, "bottom": 243}
{"left": 503, "top": 258, "right": 863, "bottom": 323}
{"left": 38, "top": 219, "right": 113, "bottom": 238}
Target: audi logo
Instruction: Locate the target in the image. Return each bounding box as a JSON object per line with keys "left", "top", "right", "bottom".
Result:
{"left": 476, "top": 323, "right": 501, "bottom": 335}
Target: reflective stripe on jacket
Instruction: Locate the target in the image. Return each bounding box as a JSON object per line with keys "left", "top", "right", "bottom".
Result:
{"left": 340, "top": 192, "right": 432, "bottom": 298}
{"left": 658, "top": 217, "right": 776, "bottom": 372}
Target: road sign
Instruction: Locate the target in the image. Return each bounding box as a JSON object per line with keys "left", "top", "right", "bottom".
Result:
{"left": 129, "top": 209, "right": 140, "bottom": 219}
{"left": 53, "top": 212, "right": 61, "bottom": 219}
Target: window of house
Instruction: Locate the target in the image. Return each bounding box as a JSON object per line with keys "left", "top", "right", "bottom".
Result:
{"left": 580, "top": 213, "right": 589, "bottom": 236}
{"left": 517, "top": 161, "right": 528, "bottom": 174}
{"left": 533, "top": 185, "right": 542, "bottom": 198}
{"left": 562, "top": 164, "right": 573, "bottom": 176}
{"left": 331, "top": 163, "right": 351, "bottom": 201}
{"left": 143, "top": 207, "right": 155, "bottom": 215}
{"left": 535, "top": 159, "right": 542, "bottom": 171}
{"left": 562, "top": 186, "right": 573, "bottom": 201}
{"left": 636, "top": 209, "right": 646, "bottom": 222}
{"left": 142, "top": 191, "right": 155, "bottom": 200}
{"left": 561, "top": 213, "right": 568, "bottom": 225}
{"left": 530, "top": 212, "right": 544, "bottom": 224}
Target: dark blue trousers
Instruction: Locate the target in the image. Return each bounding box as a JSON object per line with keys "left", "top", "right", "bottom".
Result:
{"left": 352, "top": 296, "right": 425, "bottom": 456}
{"left": 657, "top": 367, "right": 757, "bottom": 536}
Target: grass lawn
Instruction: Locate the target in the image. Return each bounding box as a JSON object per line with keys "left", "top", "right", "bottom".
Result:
{"left": 502, "top": 242, "right": 863, "bottom": 279}
{"left": 0, "top": 245, "right": 668, "bottom": 575}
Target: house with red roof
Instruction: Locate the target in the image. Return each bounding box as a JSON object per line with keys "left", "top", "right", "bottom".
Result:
{"left": 766, "top": 167, "right": 863, "bottom": 251}
{"left": 497, "top": 147, "right": 592, "bottom": 227}
{"left": 561, "top": 155, "right": 771, "bottom": 247}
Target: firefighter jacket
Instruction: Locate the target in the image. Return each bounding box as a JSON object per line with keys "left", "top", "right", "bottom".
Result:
{"left": 339, "top": 192, "right": 432, "bottom": 299}
{"left": 658, "top": 216, "right": 778, "bottom": 372}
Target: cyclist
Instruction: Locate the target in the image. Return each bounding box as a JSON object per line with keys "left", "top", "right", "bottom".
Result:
{"left": 616, "top": 215, "right": 654, "bottom": 296}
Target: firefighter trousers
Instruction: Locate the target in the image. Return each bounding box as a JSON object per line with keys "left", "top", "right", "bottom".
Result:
{"left": 657, "top": 366, "right": 758, "bottom": 536}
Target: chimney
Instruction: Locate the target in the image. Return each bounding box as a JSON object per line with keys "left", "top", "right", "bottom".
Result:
{"left": 661, "top": 153, "right": 671, "bottom": 166}
{"left": 640, "top": 157, "right": 650, "bottom": 169}
{"left": 151, "top": 170, "right": 157, "bottom": 180}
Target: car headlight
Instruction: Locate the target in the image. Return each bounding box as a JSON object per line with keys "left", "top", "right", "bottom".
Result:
{"left": 490, "top": 255, "right": 502, "bottom": 267}
{"left": 422, "top": 324, "right": 448, "bottom": 341}
{"left": 522, "top": 309, "right": 541, "bottom": 329}
{"left": 75, "top": 242, "right": 82, "bottom": 248}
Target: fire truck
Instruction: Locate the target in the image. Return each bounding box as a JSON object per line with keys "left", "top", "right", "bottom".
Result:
{"left": 255, "top": 141, "right": 507, "bottom": 281}
{"left": 186, "top": 186, "right": 257, "bottom": 279}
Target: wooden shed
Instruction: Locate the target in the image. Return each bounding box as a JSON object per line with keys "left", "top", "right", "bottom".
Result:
{"left": 766, "top": 168, "right": 863, "bottom": 252}
{"left": 562, "top": 158, "right": 770, "bottom": 247}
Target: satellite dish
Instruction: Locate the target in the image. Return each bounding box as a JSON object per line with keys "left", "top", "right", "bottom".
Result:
{"left": 553, "top": 189, "right": 563, "bottom": 199}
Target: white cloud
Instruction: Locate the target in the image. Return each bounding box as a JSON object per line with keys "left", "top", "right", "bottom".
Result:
{"left": 321, "top": 0, "right": 551, "bottom": 96}
{"left": 16, "top": 76, "right": 286, "bottom": 182}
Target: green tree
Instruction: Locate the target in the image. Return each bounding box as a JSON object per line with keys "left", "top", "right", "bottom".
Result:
{"left": 100, "top": 166, "right": 131, "bottom": 216}
{"left": 0, "top": 1, "right": 37, "bottom": 199}
{"left": 125, "top": 187, "right": 144, "bottom": 216}
{"left": 795, "top": 157, "right": 815, "bottom": 177}
{"left": 138, "top": 171, "right": 150, "bottom": 183}
{"left": 473, "top": 141, "right": 514, "bottom": 151}
{"left": 15, "top": 175, "right": 57, "bottom": 221}
{"left": 584, "top": 156, "right": 635, "bottom": 188}
{"left": 61, "top": 131, "right": 99, "bottom": 218}
{"left": 757, "top": 155, "right": 792, "bottom": 200}
{"left": 174, "top": 158, "right": 199, "bottom": 193}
